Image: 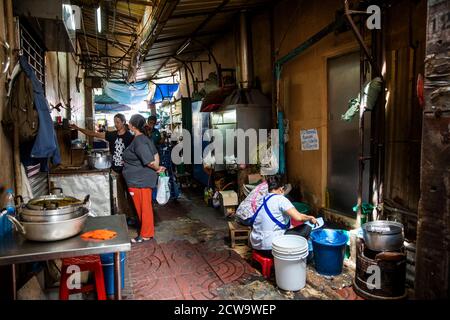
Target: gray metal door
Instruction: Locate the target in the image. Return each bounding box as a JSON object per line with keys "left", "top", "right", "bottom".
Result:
{"left": 327, "top": 52, "right": 370, "bottom": 215}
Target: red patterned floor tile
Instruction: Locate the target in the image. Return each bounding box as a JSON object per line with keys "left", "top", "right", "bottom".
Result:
{"left": 161, "top": 241, "right": 212, "bottom": 275}
{"left": 201, "top": 249, "right": 260, "bottom": 284}
{"left": 132, "top": 276, "right": 184, "bottom": 300}
{"left": 128, "top": 242, "right": 172, "bottom": 280}
{"left": 175, "top": 272, "right": 223, "bottom": 299}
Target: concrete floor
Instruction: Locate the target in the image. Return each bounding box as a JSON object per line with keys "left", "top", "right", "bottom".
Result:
{"left": 123, "top": 189, "right": 359, "bottom": 300}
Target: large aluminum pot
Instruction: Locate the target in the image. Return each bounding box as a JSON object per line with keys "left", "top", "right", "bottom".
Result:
{"left": 19, "top": 206, "right": 87, "bottom": 222}
{"left": 362, "top": 220, "right": 404, "bottom": 252}
{"left": 88, "top": 151, "right": 112, "bottom": 170}
{"left": 24, "top": 188, "right": 90, "bottom": 212}
{"left": 7, "top": 209, "right": 89, "bottom": 242}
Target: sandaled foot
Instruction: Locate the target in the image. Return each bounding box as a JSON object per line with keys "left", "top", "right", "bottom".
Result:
{"left": 131, "top": 236, "right": 152, "bottom": 243}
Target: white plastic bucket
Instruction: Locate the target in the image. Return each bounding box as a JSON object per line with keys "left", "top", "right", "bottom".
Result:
{"left": 272, "top": 235, "right": 309, "bottom": 291}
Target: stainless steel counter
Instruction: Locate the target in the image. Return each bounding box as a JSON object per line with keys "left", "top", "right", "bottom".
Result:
{"left": 0, "top": 215, "right": 130, "bottom": 300}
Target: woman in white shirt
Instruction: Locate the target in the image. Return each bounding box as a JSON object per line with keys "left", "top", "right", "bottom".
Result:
{"left": 249, "top": 175, "right": 318, "bottom": 257}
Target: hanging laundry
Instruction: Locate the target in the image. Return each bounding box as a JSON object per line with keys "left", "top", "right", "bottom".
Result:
{"left": 4, "top": 67, "right": 39, "bottom": 142}
{"left": 18, "top": 55, "right": 61, "bottom": 164}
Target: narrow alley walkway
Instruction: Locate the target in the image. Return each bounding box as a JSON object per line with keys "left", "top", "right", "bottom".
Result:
{"left": 121, "top": 190, "right": 357, "bottom": 300}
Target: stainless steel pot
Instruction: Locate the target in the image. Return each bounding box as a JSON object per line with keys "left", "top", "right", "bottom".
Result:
{"left": 88, "top": 151, "right": 112, "bottom": 170}
{"left": 7, "top": 209, "right": 90, "bottom": 242}
{"left": 362, "top": 220, "right": 404, "bottom": 252}
{"left": 24, "top": 188, "right": 89, "bottom": 211}
{"left": 19, "top": 206, "right": 87, "bottom": 222}
{"left": 71, "top": 140, "right": 87, "bottom": 150}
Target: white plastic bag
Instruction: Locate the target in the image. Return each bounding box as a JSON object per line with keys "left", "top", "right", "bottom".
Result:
{"left": 156, "top": 175, "right": 171, "bottom": 205}
{"left": 203, "top": 151, "right": 216, "bottom": 169}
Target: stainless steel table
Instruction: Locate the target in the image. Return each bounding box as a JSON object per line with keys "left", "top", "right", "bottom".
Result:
{"left": 0, "top": 215, "right": 131, "bottom": 300}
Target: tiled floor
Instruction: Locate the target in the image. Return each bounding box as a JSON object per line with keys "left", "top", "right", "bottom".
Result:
{"left": 123, "top": 189, "right": 357, "bottom": 300}
{"left": 127, "top": 239, "right": 260, "bottom": 300}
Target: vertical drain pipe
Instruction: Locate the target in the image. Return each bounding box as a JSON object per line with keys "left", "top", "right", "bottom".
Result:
{"left": 356, "top": 18, "right": 367, "bottom": 229}
{"left": 239, "top": 11, "right": 251, "bottom": 90}
{"left": 344, "top": 0, "right": 385, "bottom": 226}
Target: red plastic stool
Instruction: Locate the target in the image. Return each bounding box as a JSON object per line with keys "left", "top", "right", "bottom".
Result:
{"left": 59, "top": 255, "right": 106, "bottom": 300}
{"left": 252, "top": 250, "right": 274, "bottom": 279}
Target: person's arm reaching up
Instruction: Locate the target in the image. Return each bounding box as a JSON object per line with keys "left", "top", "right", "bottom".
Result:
{"left": 70, "top": 124, "right": 106, "bottom": 140}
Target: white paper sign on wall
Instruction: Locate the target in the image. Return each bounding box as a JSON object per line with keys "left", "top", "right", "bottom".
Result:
{"left": 300, "top": 129, "right": 320, "bottom": 151}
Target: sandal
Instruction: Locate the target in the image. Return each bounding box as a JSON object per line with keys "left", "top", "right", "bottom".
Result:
{"left": 131, "top": 236, "right": 152, "bottom": 243}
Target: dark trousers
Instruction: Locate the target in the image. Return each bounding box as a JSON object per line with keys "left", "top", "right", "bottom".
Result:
{"left": 257, "top": 224, "right": 312, "bottom": 258}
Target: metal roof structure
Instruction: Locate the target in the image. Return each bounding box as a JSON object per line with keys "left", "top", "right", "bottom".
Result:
{"left": 75, "top": 0, "right": 274, "bottom": 82}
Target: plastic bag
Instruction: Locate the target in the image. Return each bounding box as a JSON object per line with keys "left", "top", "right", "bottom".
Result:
{"left": 342, "top": 77, "right": 383, "bottom": 121}
{"left": 203, "top": 151, "right": 216, "bottom": 169}
{"left": 156, "top": 174, "right": 171, "bottom": 205}
{"left": 212, "top": 191, "right": 221, "bottom": 208}
{"left": 260, "top": 146, "right": 279, "bottom": 176}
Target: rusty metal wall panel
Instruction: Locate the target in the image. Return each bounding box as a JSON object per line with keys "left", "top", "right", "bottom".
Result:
{"left": 415, "top": 0, "right": 450, "bottom": 300}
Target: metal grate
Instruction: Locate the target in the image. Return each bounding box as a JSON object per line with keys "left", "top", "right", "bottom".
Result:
{"left": 19, "top": 23, "right": 46, "bottom": 85}
{"left": 26, "top": 164, "right": 49, "bottom": 197}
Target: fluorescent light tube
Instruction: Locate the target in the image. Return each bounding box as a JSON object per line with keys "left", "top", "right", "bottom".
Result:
{"left": 96, "top": 6, "right": 102, "bottom": 33}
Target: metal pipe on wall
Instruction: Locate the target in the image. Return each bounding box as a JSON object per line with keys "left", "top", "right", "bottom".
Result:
{"left": 356, "top": 17, "right": 367, "bottom": 228}
{"left": 273, "top": 18, "right": 342, "bottom": 175}
{"left": 5, "top": 0, "right": 22, "bottom": 197}
{"left": 239, "top": 11, "right": 251, "bottom": 89}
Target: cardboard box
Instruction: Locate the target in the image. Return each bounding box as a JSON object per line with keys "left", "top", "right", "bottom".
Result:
{"left": 219, "top": 190, "right": 238, "bottom": 216}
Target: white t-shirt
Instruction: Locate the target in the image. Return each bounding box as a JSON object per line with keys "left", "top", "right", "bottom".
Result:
{"left": 250, "top": 194, "right": 295, "bottom": 251}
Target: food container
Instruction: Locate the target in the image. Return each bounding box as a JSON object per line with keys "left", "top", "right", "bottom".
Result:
{"left": 362, "top": 220, "right": 404, "bottom": 252}
{"left": 71, "top": 140, "right": 87, "bottom": 150}
{"left": 16, "top": 189, "right": 90, "bottom": 223}
{"left": 88, "top": 151, "right": 112, "bottom": 170}
{"left": 8, "top": 208, "right": 90, "bottom": 242}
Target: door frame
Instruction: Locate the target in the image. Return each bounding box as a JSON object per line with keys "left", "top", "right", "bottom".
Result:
{"left": 320, "top": 42, "right": 365, "bottom": 216}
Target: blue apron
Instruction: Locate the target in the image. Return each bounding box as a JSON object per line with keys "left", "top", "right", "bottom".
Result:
{"left": 249, "top": 194, "right": 290, "bottom": 230}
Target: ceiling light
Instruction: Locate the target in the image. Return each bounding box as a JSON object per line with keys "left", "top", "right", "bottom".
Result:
{"left": 176, "top": 39, "right": 191, "bottom": 56}
{"left": 96, "top": 6, "right": 102, "bottom": 33}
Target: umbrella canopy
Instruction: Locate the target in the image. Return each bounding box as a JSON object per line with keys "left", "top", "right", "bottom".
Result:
{"left": 151, "top": 83, "right": 179, "bottom": 103}
{"left": 94, "top": 93, "right": 118, "bottom": 105}
{"left": 95, "top": 103, "right": 131, "bottom": 113}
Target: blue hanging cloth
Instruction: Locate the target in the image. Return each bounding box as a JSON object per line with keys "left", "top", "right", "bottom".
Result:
{"left": 19, "top": 56, "right": 61, "bottom": 165}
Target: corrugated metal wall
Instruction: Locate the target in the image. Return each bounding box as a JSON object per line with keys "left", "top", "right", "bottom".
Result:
{"left": 383, "top": 0, "right": 427, "bottom": 241}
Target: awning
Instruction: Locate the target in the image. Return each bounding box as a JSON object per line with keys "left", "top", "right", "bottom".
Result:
{"left": 104, "top": 81, "right": 150, "bottom": 105}
{"left": 151, "top": 83, "right": 179, "bottom": 103}
{"left": 94, "top": 93, "right": 118, "bottom": 105}
{"left": 95, "top": 104, "right": 131, "bottom": 113}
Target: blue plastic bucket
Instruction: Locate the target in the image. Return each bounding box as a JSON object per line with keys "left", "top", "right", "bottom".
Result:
{"left": 100, "top": 252, "right": 126, "bottom": 296}
{"left": 310, "top": 229, "right": 349, "bottom": 276}
{"left": 307, "top": 238, "right": 314, "bottom": 263}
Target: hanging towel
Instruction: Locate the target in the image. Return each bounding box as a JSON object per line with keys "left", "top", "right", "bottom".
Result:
{"left": 19, "top": 56, "right": 61, "bottom": 164}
